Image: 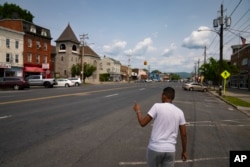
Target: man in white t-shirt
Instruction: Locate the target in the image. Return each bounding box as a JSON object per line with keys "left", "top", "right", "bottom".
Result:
{"left": 133, "top": 87, "right": 187, "bottom": 167}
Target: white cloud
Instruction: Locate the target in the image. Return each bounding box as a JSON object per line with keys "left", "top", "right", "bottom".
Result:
{"left": 103, "top": 40, "right": 127, "bottom": 55}
{"left": 162, "top": 43, "right": 177, "bottom": 57}
{"left": 182, "top": 26, "right": 213, "bottom": 49}
{"left": 125, "top": 37, "right": 155, "bottom": 56}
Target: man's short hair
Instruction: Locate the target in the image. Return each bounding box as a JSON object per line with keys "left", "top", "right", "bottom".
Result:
{"left": 163, "top": 87, "right": 175, "bottom": 100}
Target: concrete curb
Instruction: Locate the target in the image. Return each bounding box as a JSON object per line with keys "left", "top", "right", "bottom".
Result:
{"left": 209, "top": 91, "right": 250, "bottom": 117}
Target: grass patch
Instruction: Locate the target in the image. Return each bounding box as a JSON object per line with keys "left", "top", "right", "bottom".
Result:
{"left": 223, "top": 96, "right": 250, "bottom": 107}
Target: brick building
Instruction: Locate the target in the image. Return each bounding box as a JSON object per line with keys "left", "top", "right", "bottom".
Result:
{"left": 230, "top": 44, "right": 250, "bottom": 91}
{"left": 0, "top": 19, "right": 53, "bottom": 78}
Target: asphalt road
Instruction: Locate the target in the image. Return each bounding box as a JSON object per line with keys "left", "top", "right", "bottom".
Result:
{"left": 0, "top": 82, "right": 249, "bottom": 167}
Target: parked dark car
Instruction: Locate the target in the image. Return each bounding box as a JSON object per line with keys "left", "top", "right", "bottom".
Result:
{"left": 0, "top": 77, "right": 30, "bottom": 90}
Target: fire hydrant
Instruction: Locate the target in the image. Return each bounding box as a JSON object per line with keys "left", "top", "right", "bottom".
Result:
{"left": 218, "top": 85, "right": 222, "bottom": 96}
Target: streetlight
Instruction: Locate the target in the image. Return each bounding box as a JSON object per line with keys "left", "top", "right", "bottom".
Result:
{"left": 197, "top": 4, "right": 231, "bottom": 89}
{"left": 79, "top": 34, "right": 89, "bottom": 83}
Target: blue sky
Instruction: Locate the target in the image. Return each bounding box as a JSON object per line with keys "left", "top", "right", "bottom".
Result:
{"left": 2, "top": 0, "right": 250, "bottom": 73}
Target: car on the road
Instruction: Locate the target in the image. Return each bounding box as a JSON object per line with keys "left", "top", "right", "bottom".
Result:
{"left": 25, "top": 75, "right": 57, "bottom": 88}
{"left": 0, "top": 77, "right": 30, "bottom": 90}
{"left": 145, "top": 79, "right": 153, "bottom": 82}
{"left": 55, "top": 78, "right": 74, "bottom": 87}
{"left": 182, "top": 82, "right": 208, "bottom": 92}
{"left": 68, "top": 77, "right": 82, "bottom": 86}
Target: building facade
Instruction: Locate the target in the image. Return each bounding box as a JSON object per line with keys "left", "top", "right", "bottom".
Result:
{"left": 55, "top": 24, "right": 81, "bottom": 78}
{"left": 55, "top": 24, "right": 100, "bottom": 84}
{"left": 100, "top": 56, "right": 121, "bottom": 81}
{"left": 80, "top": 45, "right": 100, "bottom": 84}
{"left": 230, "top": 44, "right": 250, "bottom": 91}
{"left": 0, "top": 26, "right": 24, "bottom": 77}
{"left": 0, "top": 19, "right": 53, "bottom": 78}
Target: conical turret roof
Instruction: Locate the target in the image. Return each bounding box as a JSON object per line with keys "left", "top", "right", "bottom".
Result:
{"left": 55, "top": 23, "right": 80, "bottom": 44}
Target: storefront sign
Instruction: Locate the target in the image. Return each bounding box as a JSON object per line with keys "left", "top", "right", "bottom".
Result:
{"left": 0, "top": 62, "right": 11, "bottom": 68}
{"left": 42, "top": 63, "right": 49, "bottom": 69}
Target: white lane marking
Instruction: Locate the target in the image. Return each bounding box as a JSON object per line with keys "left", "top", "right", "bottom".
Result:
{"left": 139, "top": 88, "right": 145, "bottom": 91}
{"left": 119, "top": 161, "right": 146, "bottom": 165}
{"left": 175, "top": 157, "right": 228, "bottom": 163}
{"left": 105, "top": 93, "right": 119, "bottom": 98}
{"left": 0, "top": 95, "right": 15, "bottom": 98}
{"left": 0, "top": 115, "right": 12, "bottom": 119}
{"left": 119, "top": 157, "right": 228, "bottom": 165}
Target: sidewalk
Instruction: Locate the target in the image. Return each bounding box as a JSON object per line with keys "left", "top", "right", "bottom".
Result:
{"left": 209, "top": 88, "right": 250, "bottom": 117}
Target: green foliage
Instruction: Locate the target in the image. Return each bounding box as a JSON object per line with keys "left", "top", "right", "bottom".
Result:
{"left": 0, "top": 3, "right": 34, "bottom": 22}
{"left": 151, "top": 70, "right": 161, "bottom": 74}
{"left": 224, "top": 96, "right": 250, "bottom": 107}
{"left": 199, "top": 57, "right": 239, "bottom": 85}
{"left": 99, "top": 73, "right": 110, "bottom": 82}
{"left": 170, "top": 73, "right": 181, "bottom": 80}
{"left": 84, "top": 63, "right": 96, "bottom": 80}
{"left": 71, "top": 63, "right": 81, "bottom": 77}
{"left": 71, "top": 63, "right": 96, "bottom": 83}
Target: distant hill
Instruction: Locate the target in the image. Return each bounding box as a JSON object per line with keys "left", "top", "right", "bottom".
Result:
{"left": 174, "top": 72, "right": 191, "bottom": 79}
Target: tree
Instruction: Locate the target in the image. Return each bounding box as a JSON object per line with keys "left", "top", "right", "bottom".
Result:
{"left": 83, "top": 63, "right": 96, "bottom": 83}
{"left": 0, "top": 3, "right": 34, "bottom": 22}
{"left": 151, "top": 70, "right": 161, "bottom": 74}
{"left": 99, "top": 73, "right": 110, "bottom": 82}
{"left": 71, "top": 63, "right": 81, "bottom": 77}
{"left": 199, "top": 57, "right": 238, "bottom": 85}
{"left": 170, "top": 73, "right": 181, "bottom": 81}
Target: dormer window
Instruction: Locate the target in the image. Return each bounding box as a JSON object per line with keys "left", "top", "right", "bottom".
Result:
{"left": 30, "top": 25, "right": 36, "bottom": 33}
{"left": 41, "top": 29, "right": 47, "bottom": 36}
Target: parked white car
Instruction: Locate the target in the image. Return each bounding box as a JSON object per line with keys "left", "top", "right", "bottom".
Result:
{"left": 55, "top": 78, "right": 74, "bottom": 87}
{"left": 68, "top": 77, "right": 82, "bottom": 86}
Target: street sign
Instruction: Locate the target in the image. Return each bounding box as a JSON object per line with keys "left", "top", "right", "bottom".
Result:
{"left": 221, "top": 70, "right": 230, "bottom": 79}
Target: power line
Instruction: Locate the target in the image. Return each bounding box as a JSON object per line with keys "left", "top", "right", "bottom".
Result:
{"left": 229, "top": 0, "right": 242, "bottom": 17}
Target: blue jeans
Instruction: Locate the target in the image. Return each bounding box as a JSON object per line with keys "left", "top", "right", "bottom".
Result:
{"left": 147, "top": 148, "right": 175, "bottom": 167}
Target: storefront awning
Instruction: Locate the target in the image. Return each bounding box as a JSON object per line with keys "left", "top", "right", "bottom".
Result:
{"left": 24, "top": 67, "right": 45, "bottom": 72}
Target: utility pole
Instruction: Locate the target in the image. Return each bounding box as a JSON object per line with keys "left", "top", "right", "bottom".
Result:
{"left": 127, "top": 54, "right": 131, "bottom": 82}
{"left": 204, "top": 46, "right": 207, "bottom": 65}
{"left": 213, "top": 4, "right": 231, "bottom": 87}
{"left": 79, "top": 34, "right": 89, "bottom": 83}
{"left": 219, "top": 4, "right": 224, "bottom": 86}
{"left": 197, "top": 59, "right": 200, "bottom": 81}
{"left": 194, "top": 62, "right": 197, "bottom": 82}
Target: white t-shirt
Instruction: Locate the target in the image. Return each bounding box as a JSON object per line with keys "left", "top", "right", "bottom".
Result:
{"left": 147, "top": 103, "right": 186, "bottom": 152}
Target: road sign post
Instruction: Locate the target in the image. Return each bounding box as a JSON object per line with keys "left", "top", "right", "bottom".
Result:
{"left": 220, "top": 70, "right": 231, "bottom": 96}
